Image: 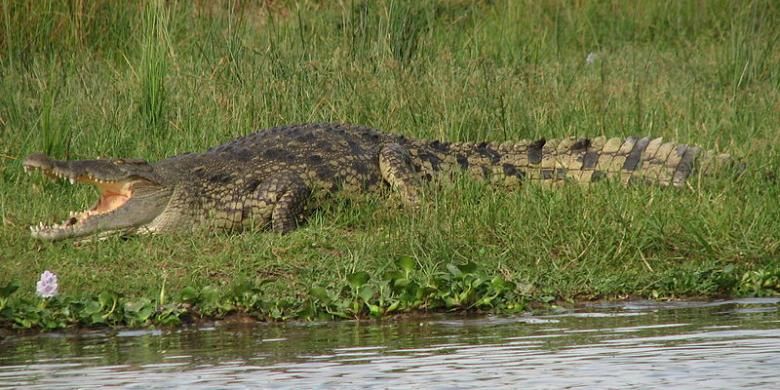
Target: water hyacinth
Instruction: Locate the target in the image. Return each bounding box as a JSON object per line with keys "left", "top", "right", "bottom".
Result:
{"left": 36, "top": 270, "right": 59, "bottom": 298}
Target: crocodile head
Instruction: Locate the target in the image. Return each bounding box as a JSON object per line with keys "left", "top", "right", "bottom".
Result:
{"left": 23, "top": 153, "right": 173, "bottom": 241}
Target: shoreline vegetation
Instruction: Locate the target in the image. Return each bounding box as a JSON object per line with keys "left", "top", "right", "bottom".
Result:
{"left": 1, "top": 0, "right": 779, "bottom": 330}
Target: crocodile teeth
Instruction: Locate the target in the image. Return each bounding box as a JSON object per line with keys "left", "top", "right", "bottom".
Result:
{"left": 31, "top": 219, "right": 78, "bottom": 233}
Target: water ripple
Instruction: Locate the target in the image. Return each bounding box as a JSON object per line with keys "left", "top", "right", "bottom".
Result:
{"left": 1, "top": 298, "right": 778, "bottom": 389}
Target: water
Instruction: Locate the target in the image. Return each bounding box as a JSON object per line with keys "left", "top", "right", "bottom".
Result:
{"left": 1, "top": 298, "right": 778, "bottom": 389}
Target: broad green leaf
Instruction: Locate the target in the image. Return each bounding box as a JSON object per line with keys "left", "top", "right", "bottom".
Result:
{"left": 98, "top": 291, "right": 117, "bottom": 307}
{"left": 136, "top": 306, "right": 154, "bottom": 321}
{"left": 367, "top": 304, "right": 381, "bottom": 317}
{"left": 180, "top": 286, "right": 199, "bottom": 302}
{"left": 309, "top": 287, "right": 332, "bottom": 304}
{"left": 347, "top": 271, "right": 370, "bottom": 289}
{"left": 359, "top": 285, "right": 376, "bottom": 302}
{"left": 383, "top": 271, "right": 405, "bottom": 283}
{"left": 124, "top": 297, "right": 152, "bottom": 313}
{"left": 386, "top": 300, "right": 400, "bottom": 313}
{"left": 0, "top": 281, "right": 19, "bottom": 298}
{"left": 199, "top": 286, "right": 221, "bottom": 304}
{"left": 83, "top": 300, "right": 102, "bottom": 315}
{"left": 458, "top": 261, "right": 478, "bottom": 274}
{"left": 446, "top": 263, "right": 462, "bottom": 277}
{"left": 397, "top": 256, "right": 416, "bottom": 273}
{"left": 490, "top": 277, "right": 508, "bottom": 290}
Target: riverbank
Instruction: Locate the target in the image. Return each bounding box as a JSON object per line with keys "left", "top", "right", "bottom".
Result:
{"left": 1, "top": 0, "right": 779, "bottom": 330}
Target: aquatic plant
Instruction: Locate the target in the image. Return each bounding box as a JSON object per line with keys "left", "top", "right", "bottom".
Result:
{"left": 35, "top": 271, "right": 58, "bottom": 298}
{"left": 1, "top": 258, "right": 779, "bottom": 331}
{"left": 0, "top": 258, "right": 526, "bottom": 330}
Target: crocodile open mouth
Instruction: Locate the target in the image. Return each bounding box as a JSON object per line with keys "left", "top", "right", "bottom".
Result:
{"left": 24, "top": 164, "right": 135, "bottom": 236}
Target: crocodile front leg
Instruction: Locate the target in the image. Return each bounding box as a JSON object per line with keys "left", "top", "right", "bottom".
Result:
{"left": 271, "top": 181, "right": 311, "bottom": 233}
{"left": 379, "top": 143, "right": 420, "bottom": 205}
{"left": 243, "top": 178, "right": 311, "bottom": 233}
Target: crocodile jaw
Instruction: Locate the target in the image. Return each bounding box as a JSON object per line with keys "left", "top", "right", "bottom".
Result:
{"left": 23, "top": 157, "right": 171, "bottom": 241}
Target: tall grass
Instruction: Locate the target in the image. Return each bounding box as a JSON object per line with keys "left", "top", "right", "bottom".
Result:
{"left": 138, "top": 0, "right": 170, "bottom": 135}
{"left": 0, "top": 0, "right": 137, "bottom": 63}
{"left": 0, "top": 0, "right": 778, "bottom": 305}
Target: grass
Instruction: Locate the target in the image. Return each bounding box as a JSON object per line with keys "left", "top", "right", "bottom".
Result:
{"left": 1, "top": 0, "right": 779, "bottom": 329}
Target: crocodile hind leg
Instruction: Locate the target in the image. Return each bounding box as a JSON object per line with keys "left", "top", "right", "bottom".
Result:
{"left": 379, "top": 143, "right": 420, "bottom": 205}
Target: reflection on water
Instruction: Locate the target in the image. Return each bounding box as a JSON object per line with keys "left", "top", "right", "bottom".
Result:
{"left": 1, "top": 298, "right": 778, "bottom": 389}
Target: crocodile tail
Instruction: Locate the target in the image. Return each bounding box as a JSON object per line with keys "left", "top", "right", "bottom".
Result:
{"left": 414, "top": 136, "right": 738, "bottom": 187}
{"left": 498, "top": 136, "right": 738, "bottom": 186}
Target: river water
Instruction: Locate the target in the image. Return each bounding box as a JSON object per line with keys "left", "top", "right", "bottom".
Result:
{"left": 1, "top": 298, "right": 778, "bottom": 389}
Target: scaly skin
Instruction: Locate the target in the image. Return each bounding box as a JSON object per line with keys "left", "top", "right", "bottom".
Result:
{"left": 22, "top": 123, "right": 733, "bottom": 241}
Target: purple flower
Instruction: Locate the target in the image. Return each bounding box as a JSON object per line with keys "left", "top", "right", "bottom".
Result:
{"left": 36, "top": 270, "right": 59, "bottom": 298}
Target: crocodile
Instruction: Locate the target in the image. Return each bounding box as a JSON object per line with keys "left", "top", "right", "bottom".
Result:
{"left": 22, "top": 123, "right": 734, "bottom": 241}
